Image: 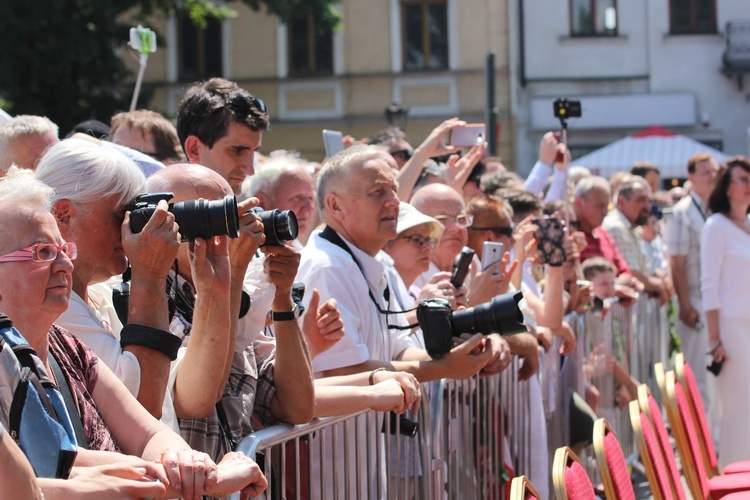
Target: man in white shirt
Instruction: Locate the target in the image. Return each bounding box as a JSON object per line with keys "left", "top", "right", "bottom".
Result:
{"left": 298, "top": 145, "right": 507, "bottom": 381}
{"left": 665, "top": 153, "right": 719, "bottom": 408}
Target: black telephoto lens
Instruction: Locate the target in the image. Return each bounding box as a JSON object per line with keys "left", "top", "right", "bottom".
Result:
{"left": 172, "top": 195, "right": 239, "bottom": 241}
{"left": 251, "top": 208, "right": 299, "bottom": 246}
{"left": 450, "top": 291, "right": 526, "bottom": 337}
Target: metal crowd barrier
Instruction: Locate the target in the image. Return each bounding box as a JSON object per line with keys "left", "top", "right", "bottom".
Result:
{"left": 231, "top": 295, "right": 668, "bottom": 499}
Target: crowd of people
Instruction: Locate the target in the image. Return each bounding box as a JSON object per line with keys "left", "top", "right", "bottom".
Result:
{"left": 0, "top": 76, "right": 746, "bottom": 498}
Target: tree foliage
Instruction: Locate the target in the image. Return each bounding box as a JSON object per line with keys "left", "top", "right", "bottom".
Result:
{"left": 0, "top": 0, "right": 339, "bottom": 133}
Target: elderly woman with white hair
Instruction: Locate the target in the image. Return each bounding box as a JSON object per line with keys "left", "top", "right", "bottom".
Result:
{"left": 0, "top": 168, "right": 267, "bottom": 498}
{"left": 35, "top": 138, "right": 235, "bottom": 431}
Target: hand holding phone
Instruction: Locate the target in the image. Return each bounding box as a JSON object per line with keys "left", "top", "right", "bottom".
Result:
{"left": 532, "top": 216, "right": 566, "bottom": 266}
{"left": 481, "top": 242, "right": 504, "bottom": 273}
{"left": 449, "top": 124, "right": 486, "bottom": 148}
{"left": 450, "top": 247, "right": 475, "bottom": 288}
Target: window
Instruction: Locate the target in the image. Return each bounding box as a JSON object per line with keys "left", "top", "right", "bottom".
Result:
{"left": 401, "top": 0, "right": 448, "bottom": 71}
{"left": 287, "top": 13, "right": 334, "bottom": 77}
{"left": 670, "top": 0, "right": 716, "bottom": 34}
{"left": 570, "top": 0, "right": 618, "bottom": 37}
{"left": 178, "top": 15, "right": 222, "bottom": 81}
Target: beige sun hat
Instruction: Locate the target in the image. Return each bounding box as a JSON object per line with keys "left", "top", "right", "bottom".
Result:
{"left": 397, "top": 202, "right": 444, "bottom": 240}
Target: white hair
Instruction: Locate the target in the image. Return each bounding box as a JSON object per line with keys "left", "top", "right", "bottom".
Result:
{"left": 315, "top": 144, "right": 388, "bottom": 209}
{"left": 35, "top": 138, "right": 145, "bottom": 209}
{"left": 573, "top": 175, "right": 610, "bottom": 200}
{"left": 241, "top": 155, "right": 312, "bottom": 201}
{"left": 0, "top": 166, "right": 54, "bottom": 211}
{"left": 0, "top": 115, "right": 59, "bottom": 172}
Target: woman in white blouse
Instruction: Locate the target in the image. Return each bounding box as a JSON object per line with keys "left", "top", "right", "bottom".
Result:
{"left": 701, "top": 156, "right": 750, "bottom": 468}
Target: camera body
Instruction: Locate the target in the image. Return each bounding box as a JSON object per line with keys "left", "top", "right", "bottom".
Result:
{"left": 250, "top": 207, "right": 299, "bottom": 246}
{"left": 553, "top": 98, "right": 582, "bottom": 119}
{"left": 417, "top": 291, "right": 526, "bottom": 359}
{"left": 129, "top": 192, "right": 240, "bottom": 242}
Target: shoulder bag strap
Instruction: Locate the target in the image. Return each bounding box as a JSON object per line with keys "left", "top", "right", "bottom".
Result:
{"left": 48, "top": 354, "right": 88, "bottom": 449}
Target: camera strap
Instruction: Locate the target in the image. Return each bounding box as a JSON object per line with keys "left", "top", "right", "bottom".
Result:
{"left": 319, "top": 226, "right": 417, "bottom": 330}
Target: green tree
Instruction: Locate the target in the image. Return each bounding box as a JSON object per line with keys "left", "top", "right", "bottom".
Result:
{"left": 0, "top": 0, "right": 338, "bottom": 133}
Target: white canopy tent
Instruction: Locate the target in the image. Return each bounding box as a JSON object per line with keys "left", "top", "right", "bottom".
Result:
{"left": 572, "top": 126, "right": 731, "bottom": 179}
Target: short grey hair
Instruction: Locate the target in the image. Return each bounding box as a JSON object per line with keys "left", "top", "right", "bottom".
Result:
{"left": 614, "top": 176, "right": 650, "bottom": 204}
{"left": 315, "top": 144, "right": 388, "bottom": 210}
{"left": 573, "top": 175, "right": 610, "bottom": 200}
{"left": 0, "top": 166, "right": 54, "bottom": 211}
{"left": 242, "top": 154, "right": 312, "bottom": 201}
{"left": 35, "top": 138, "right": 145, "bottom": 209}
{"left": 0, "top": 115, "right": 59, "bottom": 172}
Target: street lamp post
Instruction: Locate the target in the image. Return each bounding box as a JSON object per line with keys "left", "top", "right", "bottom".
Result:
{"left": 385, "top": 100, "right": 410, "bottom": 131}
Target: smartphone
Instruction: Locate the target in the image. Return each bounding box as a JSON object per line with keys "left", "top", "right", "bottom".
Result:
{"left": 449, "top": 124, "right": 486, "bottom": 147}
{"left": 532, "top": 216, "right": 566, "bottom": 266}
{"left": 450, "top": 247, "right": 475, "bottom": 288}
{"left": 322, "top": 129, "right": 344, "bottom": 157}
{"left": 481, "top": 241, "right": 504, "bottom": 272}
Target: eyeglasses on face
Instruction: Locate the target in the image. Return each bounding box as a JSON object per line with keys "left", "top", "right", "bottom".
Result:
{"left": 398, "top": 234, "right": 438, "bottom": 250}
{"left": 434, "top": 214, "right": 474, "bottom": 228}
{"left": 390, "top": 149, "right": 414, "bottom": 161}
{"left": 470, "top": 226, "right": 514, "bottom": 237}
{"left": 0, "top": 242, "right": 78, "bottom": 263}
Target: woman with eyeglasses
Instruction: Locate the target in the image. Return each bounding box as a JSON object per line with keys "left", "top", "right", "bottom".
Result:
{"left": 383, "top": 202, "right": 455, "bottom": 316}
{"left": 700, "top": 156, "right": 750, "bottom": 469}
{"left": 0, "top": 168, "right": 267, "bottom": 498}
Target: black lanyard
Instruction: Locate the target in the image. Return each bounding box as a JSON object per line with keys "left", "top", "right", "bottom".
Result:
{"left": 691, "top": 194, "right": 707, "bottom": 222}
{"left": 319, "top": 226, "right": 416, "bottom": 330}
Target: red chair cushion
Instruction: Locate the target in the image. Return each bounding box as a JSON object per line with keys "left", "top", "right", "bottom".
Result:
{"left": 604, "top": 431, "right": 636, "bottom": 500}
{"left": 683, "top": 362, "right": 719, "bottom": 471}
{"left": 675, "top": 384, "right": 710, "bottom": 497}
{"left": 640, "top": 412, "right": 675, "bottom": 500}
{"left": 565, "top": 460, "right": 596, "bottom": 500}
{"left": 708, "top": 472, "right": 750, "bottom": 498}
{"left": 724, "top": 460, "right": 750, "bottom": 475}
{"left": 648, "top": 396, "right": 687, "bottom": 500}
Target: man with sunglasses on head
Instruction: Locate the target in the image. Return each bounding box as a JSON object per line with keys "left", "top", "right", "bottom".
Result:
{"left": 177, "top": 78, "right": 269, "bottom": 195}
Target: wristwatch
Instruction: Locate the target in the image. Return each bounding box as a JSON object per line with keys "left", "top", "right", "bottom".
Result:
{"left": 271, "top": 303, "right": 300, "bottom": 322}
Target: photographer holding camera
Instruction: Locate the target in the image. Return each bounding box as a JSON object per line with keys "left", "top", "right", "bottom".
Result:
{"left": 35, "top": 138, "right": 233, "bottom": 429}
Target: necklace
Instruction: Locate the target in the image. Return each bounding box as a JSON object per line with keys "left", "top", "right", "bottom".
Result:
{"left": 728, "top": 214, "right": 750, "bottom": 235}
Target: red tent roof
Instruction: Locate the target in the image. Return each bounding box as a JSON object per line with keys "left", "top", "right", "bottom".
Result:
{"left": 631, "top": 126, "right": 678, "bottom": 138}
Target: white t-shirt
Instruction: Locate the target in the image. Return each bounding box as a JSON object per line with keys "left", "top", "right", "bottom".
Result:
{"left": 297, "top": 232, "right": 415, "bottom": 372}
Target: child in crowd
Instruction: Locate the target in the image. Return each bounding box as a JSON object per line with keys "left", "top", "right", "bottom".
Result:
{"left": 581, "top": 257, "right": 640, "bottom": 410}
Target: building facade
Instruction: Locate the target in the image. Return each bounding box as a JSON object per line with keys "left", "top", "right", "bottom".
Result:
{"left": 514, "top": 0, "right": 750, "bottom": 178}
{"left": 126, "top": 1, "right": 515, "bottom": 163}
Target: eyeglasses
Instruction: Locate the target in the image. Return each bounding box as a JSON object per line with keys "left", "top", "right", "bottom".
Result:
{"left": 434, "top": 214, "right": 474, "bottom": 228}
{"left": 390, "top": 149, "right": 414, "bottom": 161}
{"left": 227, "top": 94, "right": 267, "bottom": 116}
{"left": 732, "top": 176, "right": 750, "bottom": 187}
{"left": 398, "top": 234, "right": 438, "bottom": 250}
{"left": 0, "top": 242, "right": 77, "bottom": 263}
{"left": 470, "top": 226, "right": 514, "bottom": 237}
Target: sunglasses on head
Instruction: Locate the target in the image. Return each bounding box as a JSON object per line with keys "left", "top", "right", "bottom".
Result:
{"left": 390, "top": 149, "right": 414, "bottom": 161}
{"left": 227, "top": 94, "right": 267, "bottom": 116}
{"left": 470, "top": 226, "right": 514, "bottom": 237}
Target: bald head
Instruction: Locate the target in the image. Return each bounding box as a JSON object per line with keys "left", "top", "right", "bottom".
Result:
{"left": 411, "top": 183, "right": 465, "bottom": 216}
{"left": 146, "top": 163, "right": 232, "bottom": 202}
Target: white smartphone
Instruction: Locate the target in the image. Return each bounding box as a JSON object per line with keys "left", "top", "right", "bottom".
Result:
{"left": 322, "top": 129, "right": 344, "bottom": 157}
{"left": 449, "top": 124, "right": 486, "bottom": 147}
{"left": 481, "top": 241, "right": 504, "bottom": 271}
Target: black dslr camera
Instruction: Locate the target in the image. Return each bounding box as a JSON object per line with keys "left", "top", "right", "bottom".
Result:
{"left": 129, "top": 192, "right": 240, "bottom": 241}
{"left": 250, "top": 207, "right": 299, "bottom": 246}
{"left": 417, "top": 291, "right": 526, "bottom": 359}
